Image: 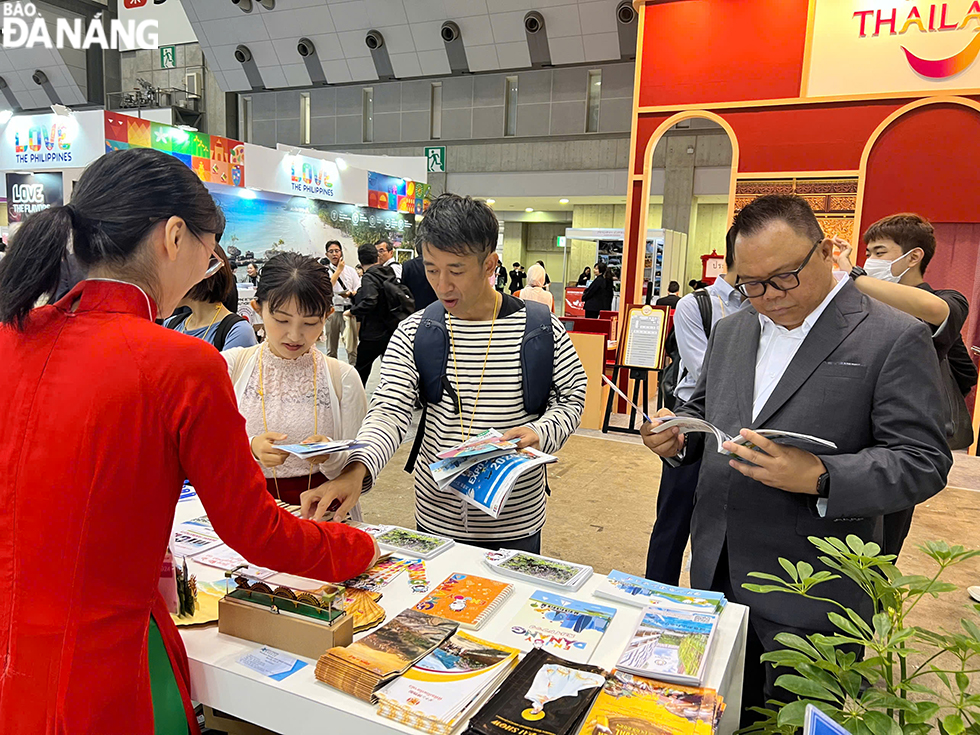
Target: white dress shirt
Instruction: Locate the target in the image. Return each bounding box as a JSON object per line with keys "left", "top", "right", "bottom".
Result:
{"left": 674, "top": 277, "right": 747, "bottom": 402}
{"left": 388, "top": 260, "right": 403, "bottom": 279}
{"left": 330, "top": 262, "right": 361, "bottom": 308}
{"left": 753, "top": 273, "right": 848, "bottom": 421}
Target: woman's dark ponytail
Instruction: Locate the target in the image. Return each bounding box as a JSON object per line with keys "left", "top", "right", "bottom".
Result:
{"left": 0, "top": 147, "right": 224, "bottom": 331}
{"left": 0, "top": 206, "right": 74, "bottom": 329}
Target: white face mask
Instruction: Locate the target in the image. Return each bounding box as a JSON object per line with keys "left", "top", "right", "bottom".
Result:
{"left": 864, "top": 250, "right": 913, "bottom": 283}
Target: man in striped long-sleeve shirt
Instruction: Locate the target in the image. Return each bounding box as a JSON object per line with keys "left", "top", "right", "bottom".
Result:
{"left": 301, "top": 194, "right": 587, "bottom": 553}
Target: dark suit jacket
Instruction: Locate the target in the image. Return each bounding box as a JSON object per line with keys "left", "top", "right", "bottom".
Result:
{"left": 678, "top": 280, "right": 951, "bottom": 630}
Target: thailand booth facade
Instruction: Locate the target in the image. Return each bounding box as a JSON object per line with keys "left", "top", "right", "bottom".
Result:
{"left": 622, "top": 0, "right": 980, "bottom": 353}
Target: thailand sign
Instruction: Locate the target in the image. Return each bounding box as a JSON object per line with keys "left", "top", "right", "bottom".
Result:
{"left": 806, "top": 1, "right": 980, "bottom": 97}
{"left": 105, "top": 112, "right": 245, "bottom": 187}
{"left": 0, "top": 110, "right": 105, "bottom": 171}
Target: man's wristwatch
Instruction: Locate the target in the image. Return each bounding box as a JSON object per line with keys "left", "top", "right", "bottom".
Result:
{"left": 849, "top": 266, "right": 866, "bottom": 281}
{"left": 816, "top": 471, "right": 830, "bottom": 498}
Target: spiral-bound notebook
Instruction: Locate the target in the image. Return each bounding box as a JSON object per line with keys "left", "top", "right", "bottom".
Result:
{"left": 414, "top": 573, "right": 514, "bottom": 630}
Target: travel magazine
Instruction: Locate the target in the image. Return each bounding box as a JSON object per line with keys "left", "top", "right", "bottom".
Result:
{"left": 594, "top": 571, "right": 726, "bottom": 614}
{"left": 616, "top": 607, "right": 719, "bottom": 686}
{"left": 430, "top": 431, "right": 558, "bottom": 518}
{"left": 484, "top": 549, "right": 593, "bottom": 592}
{"left": 462, "top": 648, "right": 607, "bottom": 735}
{"left": 498, "top": 590, "right": 617, "bottom": 664}
{"left": 650, "top": 418, "right": 836, "bottom": 454}
{"left": 577, "top": 670, "right": 725, "bottom": 735}
{"left": 376, "top": 632, "right": 520, "bottom": 735}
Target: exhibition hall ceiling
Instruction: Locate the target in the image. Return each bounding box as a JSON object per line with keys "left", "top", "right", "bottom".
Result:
{"left": 183, "top": 0, "right": 634, "bottom": 92}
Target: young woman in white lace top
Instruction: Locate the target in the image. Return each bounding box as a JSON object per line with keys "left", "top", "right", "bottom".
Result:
{"left": 223, "top": 253, "right": 368, "bottom": 517}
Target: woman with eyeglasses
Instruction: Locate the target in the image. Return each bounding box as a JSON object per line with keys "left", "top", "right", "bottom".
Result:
{"left": 164, "top": 242, "right": 257, "bottom": 351}
{"left": 0, "top": 148, "right": 377, "bottom": 734}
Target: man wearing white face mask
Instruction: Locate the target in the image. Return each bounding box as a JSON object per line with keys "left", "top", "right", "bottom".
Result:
{"left": 837, "top": 213, "right": 976, "bottom": 557}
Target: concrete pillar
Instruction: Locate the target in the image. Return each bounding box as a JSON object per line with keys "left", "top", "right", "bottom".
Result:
{"left": 661, "top": 135, "right": 697, "bottom": 235}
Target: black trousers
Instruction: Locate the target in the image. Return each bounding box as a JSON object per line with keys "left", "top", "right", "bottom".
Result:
{"left": 645, "top": 457, "right": 701, "bottom": 585}
{"left": 882, "top": 507, "right": 915, "bottom": 558}
{"left": 711, "top": 545, "right": 863, "bottom": 727}
{"left": 584, "top": 309, "right": 600, "bottom": 319}
{"left": 418, "top": 524, "right": 541, "bottom": 554}
{"left": 355, "top": 334, "right": 391, "bottom": 386}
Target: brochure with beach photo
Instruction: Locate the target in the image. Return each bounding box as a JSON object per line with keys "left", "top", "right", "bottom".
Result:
{"left": 594, "top": 571, "right": 726, "bottom": 614}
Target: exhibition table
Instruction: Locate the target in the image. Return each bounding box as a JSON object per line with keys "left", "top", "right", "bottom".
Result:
{"left": 175, "top": 497, "right": 749, "bottom": 735}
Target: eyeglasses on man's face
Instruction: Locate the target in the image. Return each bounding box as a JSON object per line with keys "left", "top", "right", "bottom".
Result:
{"left": 735, "top": 239, "right": 823, "bottom": 298}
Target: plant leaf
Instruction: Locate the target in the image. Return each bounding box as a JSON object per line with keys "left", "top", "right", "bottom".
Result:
{"left": 956, "top": 671, "right": 970, "bottom": 692}
{"left": 828, "top": 612, "right": 864, "bottom": 639}
{"left": 746, "top": 571, "right": 791, "bottom": 583}
{"left": 774, "top": 633, "right": 822, "bottom": 660}
{"left": 779, "top": 557, "right": 800, "bottom": 582}
{"left": 797, "top": 662, "right": 845, "bottom": 698}
{"left": 774, "top": 674, "right": 839, "bottom": 702}
{"left": 761, "top": 650, "right": 815, "bottom": 668}
{"left": 774, "top": 698, "right": 810, "bottom": 728}
{"left": 943, "top": 714, "right": 966, "bottom": 735}
{"left": 905, "top": 701, "right": 940, "bottom": 724}
{"left": 863, "top": 710, "right": 903, "bottom": 735}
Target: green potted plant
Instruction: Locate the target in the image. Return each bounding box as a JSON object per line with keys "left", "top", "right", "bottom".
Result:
{"left": 739, "top": 536, "right": 980, "bottom": 735}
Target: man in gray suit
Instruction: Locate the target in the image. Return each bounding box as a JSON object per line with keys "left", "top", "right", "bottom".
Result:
{"left": 642, "top": 194, "right": 951, "bottom": 721}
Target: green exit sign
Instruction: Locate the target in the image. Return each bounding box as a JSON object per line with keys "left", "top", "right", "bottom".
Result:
{"left": 160, "top": 45, "right": 176, "bottom": 69}
{"left": 556, "top": 236, "right": 568, "bottom": 248}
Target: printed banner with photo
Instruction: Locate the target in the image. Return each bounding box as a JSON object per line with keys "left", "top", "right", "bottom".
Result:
{"left": 6, "top": 172, "right": 64, "bottom": 224}
{"left": 368, "top": 171, "right": 430, "bottom": 214}
{"left": 105, "top": 111, "right": 245, "bottom": 187}
{"left": 206, "top": 184, "right": 416, "bottom": 270}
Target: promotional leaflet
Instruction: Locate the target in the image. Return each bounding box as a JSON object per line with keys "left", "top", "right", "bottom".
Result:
{"left": 595, "top": 571, "right": 726, "bottom": 613}
{"left": 413, "top": 573, "right": 513, "bottom": 630}
{"left": 449, "top": 448, "right": 557, "bottom": 518}
{"left": 498, "top": 590, "right": 617, "bottom": 664}
{"left": 616, "top": 607, "right": 719, "bottom": 686}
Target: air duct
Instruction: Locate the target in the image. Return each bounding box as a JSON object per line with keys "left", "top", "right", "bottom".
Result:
{"left": 441, "top": 21, "right": 469, "bottom": 74}
{"left": 523, "top": 11, "right": 551, "bottom": 67}
{"left": 365, "top": 30, "right": 394, "bottom": 80}
{"left": 297, "top": 37, "right": 328, "bottom": 85}
{"left": 616, "top": 1, "right": 638, "bottom": 59}
{"left": 234, "top": 46, "right": 266, "bottom": 90}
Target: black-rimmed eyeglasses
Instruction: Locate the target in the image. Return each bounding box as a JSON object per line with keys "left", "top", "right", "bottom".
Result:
{"left": 735, "top": 239, "right": 823, "bottom": 298}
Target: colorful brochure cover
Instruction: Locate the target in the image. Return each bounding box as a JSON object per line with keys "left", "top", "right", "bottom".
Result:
{"left": 484, "top": 549, "right": 592, "bottom": 591}
{"left": 354, "top": 524, "right": 455, "bottom": 560}
{"left": 435, "top": 429, "right": 517, "bottom": 460}
{"left": 616, "top": 607, "right": 718, "bottom": 686}
{"left": 498, "top": 590, "right": 617, "bottom": 664}
{"left": 414, "top": 573, "right": 513, "bottom": 630}
{"left": 577, "top": 670, "right": 725, "bottom": 735}
{"left": 377, "top": 632, "right": 520, "bottom": 735}
{"left": 595, "top": 571, "right": 726, "bottom": 614}
{"left": 449, "top": 448, "right": 557, "bottom": 518}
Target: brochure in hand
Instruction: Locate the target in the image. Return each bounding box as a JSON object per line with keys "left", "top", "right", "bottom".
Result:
{"left": 352, "top": 524, "right": 456, "bottom": 560}
{"left": 377, "top": 631, "right": 520, "bottom": 735}
{"left": 650, "top": 418, "right": 836, "bottom": 454}
{"left": 484, "top": 549, "right": 593, "bottom": 592}
{"left": 616, "top": 606, "right": 719, "bottom": 687}
{"left": 595, "top": 571, "right": 726, "bottom": 614}
{"left": 463, "top": 648, "right": 607, "bottom": 735}
{"left": 577, "top": 669, "right": 726, "bottom": 735}
{"left": 275, "top": 439, "right": 368, "bottom": 459}
{"left": 498, "top": 590, "right": 617, "bottom": 664}
{"left": 448, "top": 448, "right": 558, "bottom": 518}
{"left": 435, "top": 429, "right": 517, "bottom": 461}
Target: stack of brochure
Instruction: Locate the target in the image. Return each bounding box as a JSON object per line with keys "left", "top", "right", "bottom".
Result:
{"left": 376, "top": 632, "right": 520, "bottom": 735}
{"left": 352, "top": 524, "right": 456, "bottom": 560}
{"left": 594, "top": 571, "right": 726, "bottom": 613}
{"left": 615, "top": 606, "right": 720, "bottom": 686}
{"left": 430, "top": 430, "right": 557, "bottom": 518}
{"left": 483, "top": 549, "right": 593, "bottom": 592}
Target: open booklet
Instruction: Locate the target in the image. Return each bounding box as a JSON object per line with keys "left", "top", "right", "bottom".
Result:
{"left": 651, "top": 417, "right": 836, "bottom": 454}
{"left": 274, "top": 439, "right": 369, "bottom": 459}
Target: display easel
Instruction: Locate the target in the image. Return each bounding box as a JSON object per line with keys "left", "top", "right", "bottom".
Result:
{"left": 602, "top": 304, "right": 670, "bottom": 436}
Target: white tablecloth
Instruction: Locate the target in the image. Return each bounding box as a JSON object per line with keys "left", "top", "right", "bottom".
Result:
{"left": 175, "top": 497, "right": 749, "bottom": 735}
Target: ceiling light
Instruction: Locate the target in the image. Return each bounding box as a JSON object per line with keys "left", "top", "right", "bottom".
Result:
{"left": 525, "top": 207, "right": 534, "bottom": 213}
{"left": 238, "top": 188, "right": 257, "bottom": 199}
{"left": 176, "top": 124, "right": 197, "bottom": 132}
{"left": 559, "top": 198, "right": 569, "bottom": 204}
{"left": 335, "top": 157, "right": 348, "bottom": 170}
{"left": 486, "top": 198, "right": 495, "bottom": 204}
{"left": 51, "top": 104, "right": 71, "bottom": 117}
{"left": 0, "top": 110, "right": 12, "bottom": 124}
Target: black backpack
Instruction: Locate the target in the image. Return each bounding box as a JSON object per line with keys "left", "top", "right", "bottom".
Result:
{"left": 658, "top": 289, "right": 712, "bottom": 410}
{"left": 166, "top": 311, "right": 245, "bottom": 351}
{"left": 381, "top": 276, "right": 416, "bottom": 328}
{"left": 404, "top": 299, "right": 554, "bottom": 472}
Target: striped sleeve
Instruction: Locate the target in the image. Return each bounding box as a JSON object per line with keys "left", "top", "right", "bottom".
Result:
{"left": 524, "top": 314, "right": 587, "bottom": 455}
{"left": 346, "top": 314, "right": 423, "bottom": 490}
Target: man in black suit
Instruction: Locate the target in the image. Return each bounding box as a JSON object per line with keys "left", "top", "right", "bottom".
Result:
{"left": 655, "top": 281, "right": 681, "bottom": 308}
{"left": 641, "top": 195, "right": 951, "bottom": 722}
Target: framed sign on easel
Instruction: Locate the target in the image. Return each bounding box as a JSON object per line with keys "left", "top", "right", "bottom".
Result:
{"left": 602, "top": 304, "right": 670, "bottom": 435}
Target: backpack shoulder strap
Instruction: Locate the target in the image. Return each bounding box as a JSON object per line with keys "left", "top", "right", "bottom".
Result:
{"left": 692, "top": 288, "right": 713, "bottom": 340}
{"left": 165, "top": 311, "right": 191, "bottom": 331}
{"left": 213, "top": 313, "right": 244, "bottom": 351}
{"left": 521, "top": 301, "right": 555, "bottom": 416}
